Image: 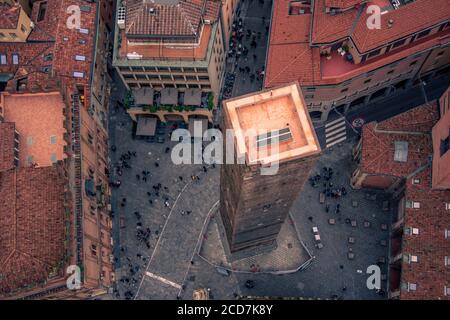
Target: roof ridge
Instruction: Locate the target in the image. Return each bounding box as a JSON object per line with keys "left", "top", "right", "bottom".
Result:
{"left": 177, "top": 2, "right": 200, "bottom": 36}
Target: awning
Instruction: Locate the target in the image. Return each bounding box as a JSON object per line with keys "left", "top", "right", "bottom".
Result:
{"left": 189, "top": 118, "right": 208, "bottom": 138}
{"left": 160, "top": 88, "right": 178, "bottom": 105}
{"left": 136, "top": 116, "right": 157, "bottom": 136}
{"left": 183, "top": 89, "right": 202, "bottom": 106}
{"left": 132, "top": 88, "right": 154, "bottom": 105}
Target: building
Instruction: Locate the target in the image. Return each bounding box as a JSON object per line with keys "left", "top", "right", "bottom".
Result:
{"left": 0, "top": 0, "right": 115, "bottom": 299}
{"left": 0, "top": 123, "right": 71, "bottom": 297}
{"left": 0, "top": 0, "right": 33, "bottom": 43}
{"left": 112, "top": 0, "right": 228, "bottom": 128}
{"left": 350, "top": 88, "right": 450, "bottom": 299}
{"left": 220, "top": 82, "right": 321, "bottom": 258}
{"left": 264, "top": 0, "right": 450, "bottom": 122}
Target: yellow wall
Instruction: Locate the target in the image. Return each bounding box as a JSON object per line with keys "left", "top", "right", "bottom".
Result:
{"left": 0, "top": 5, "right": 32, "bottom": 42}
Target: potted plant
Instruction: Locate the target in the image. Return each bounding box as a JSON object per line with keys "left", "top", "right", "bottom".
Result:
{"left": 207, "top": 93, "right": 214, "bottom": 111}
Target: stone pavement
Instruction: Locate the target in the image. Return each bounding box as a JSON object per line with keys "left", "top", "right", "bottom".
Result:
{"left": 224, "top": 0, "right": 272, "bottom": 98}
{"left": 199, "top": 212, "right": 311, "bottom": 274}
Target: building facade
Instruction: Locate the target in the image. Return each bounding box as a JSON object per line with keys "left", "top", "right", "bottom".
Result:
{"left": 350, "top": 88, "right": 450, "bottom": 300}
{"left": 0, "top": 0, "right": 115, "bottom": 299}
{"left": 220, "top": 83, "right": 321, "bottom": 258}
{"left": 0, "top": 0, "right": 33, "bottom": 42}
{"left": 112, "top": 0, "right": 229, "bottom": 125}
{"left": 265, "top": 0, "right": 450, "bottom": 122}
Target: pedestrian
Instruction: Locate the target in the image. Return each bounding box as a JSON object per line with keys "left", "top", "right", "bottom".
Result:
{"left": 136, "top": 174, "right": 140, "bottom": 180}
{"left": 155, "top": 162, "right": 159, "bottom": 167}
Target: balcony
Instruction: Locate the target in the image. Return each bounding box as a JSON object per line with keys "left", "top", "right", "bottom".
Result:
{"left": 321, "top": 47, "right": 358, "bottom": 79}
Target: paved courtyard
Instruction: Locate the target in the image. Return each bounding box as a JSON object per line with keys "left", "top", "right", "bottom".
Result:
{"left": 106, "top": 0, "right": 391, "bottom": 300}
{"left": 107, "top": 99, "right": 391, "bottom": 300}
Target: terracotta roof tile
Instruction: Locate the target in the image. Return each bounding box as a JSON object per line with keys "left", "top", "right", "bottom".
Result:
{"left": 312, "top": 0, "right": 360, "bottom": 44}
{"left": 125, "top": 0, "right": 220, "bottom": 38}
{"left": 324, "top": 0, "right": 363, "bottom": 9}
{"left": 358, "top": 101, "right": 450, "bottom": 300}
{"left": 0, "top": 165, "right": 67, "bottom": 297}
{"left": 400, "top": 169, "right": 450, "bottom": 300}
{"left": 360, "top": 102, "right": 439, "bottom": 176}
{"left": 0, "top": 123, "right": 16, "bottom": 171}
{"left": 0, "top": 2, "right": 21, "bottom": 29}
{"left": 1, "top": 92, "right": 67, "bottom": 167}
{"left": 352, "top": 0, "right": 450, "bottom": 53}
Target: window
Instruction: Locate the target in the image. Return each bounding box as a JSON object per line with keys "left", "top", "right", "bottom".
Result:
{"left": 37, "top": 2, "right": 47, "bottom": 22}
{"left": 410, "top": 60, "right": 418, "bottom": 67}
{"left": 43, "top": 53, "right": 53, "bottom": 61}
{"left": 409, "top": 255, "right": 418, "bottom": 263}
{"left": 50, "top": 153, "right": 57, "bottom": 163}
{"left": 306, "top": 87, "right": 316, "bottom": 92}
{"left": 364, "top": 79, "right": 372, "bottom": 84}
{"left": 368, "top": 49, "right": 381, "bottom": 58}
{"left": 440, "top": 136, "right": 449, "bottom": 156}
{"left": 445, "top": 257, "right": 449, "bottom": 266}
{"left": 73, "top": 71, "right": 84, "bottom": 78}
{"left": 75, "top": 55, "right": 86, "bottom": 61}
{"left": 79, "top": 28, "right": 89, "bottom": 34}
{"left": 407, "top": 283, "right": 417, "bottom": 292}
{"left": 40, "top": 66, "right": 51, "bottom": 73}
{"left": 412, "top": 178, "right": 420, "bottom": 184}
{"left": 446, "top": 203, "right": 450, "bottom": 210}
{"left": 0, "top": 32, "right": 5, "bottom": 38}
{"left": 446, "top": 229, "right": 449, "bottom": 239}
{"left": 12, "top": 54, "right": 19, "bottom": 65}
{"left": 0, "top": 54, "right": 6, "bottom": 65}
{"left": 406, "top": 200, "right": 420, "bottom": 209}
{"left": 21, "top": 24, "right": 27, "bottom": 33}
{"left": 445, "top": 286, "right": 450, "bottom": 296}
{"left": 417, "top": 29, "right": 431, "bottom": 39}
{"left": 412, "top": 228, "right": 419, "bottom": 235}
{"left": 392, "top": 39, "right": 406, "bottom": 48}
{"left": 394, "top": 141, "right": 408, "bottom": 162}
{"left": 305, "top": 94, "right": 314, "bottom": 99}
{"left": 50, "top": 135, "right": 57, "bottom": 144}
{"left": 27, "top": 137, "right": 33, "bottom": 146}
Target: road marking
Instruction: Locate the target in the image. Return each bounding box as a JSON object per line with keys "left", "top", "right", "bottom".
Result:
{"left": 325, "top": 125, "right": 346, "bottom": 136}
{"left": 325, "top": 117, "right": 345, "bottom": 128}
{"left": 326, "top": 136, "right": 347, "bottom": 148}
{"left": 325, "top": 117, "right": 347, "bottom": 148}
{"left": 134, "top": 182, "right": 190, "bottom": 299}
{"left": 145, "top": 271, "right": 182, "bottom": 290}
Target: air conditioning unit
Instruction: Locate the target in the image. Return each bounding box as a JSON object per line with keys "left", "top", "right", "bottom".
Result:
{"left": 117, "top": 6, "right": 126, "bottom": 29}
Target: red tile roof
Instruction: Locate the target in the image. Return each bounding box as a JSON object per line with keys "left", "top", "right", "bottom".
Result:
{"left": 0, "top": 2, "right": 21, "bottom": 29}
{"left": 324, "top": 0, "right": 363, "bottom": 9}
{"left": 311, "top": 0, "right": 359, "bottom": 44}
{"left": 1, "top": 92, "right": 67, "bottom": 167}
{"left": 358, "top": 102, "right": 450, "bottom": 300}
{"left": 400, "top": 169, "right": 450, "bottom": 300}
{"left": 0, "top": 165, "right": 67, "bottom": 297}
{"left": 0, "top": 123, "right": 16, "bottom": 171}
{"left": 359, "top": 102, "right": 439, "bottom": 176}
{"left": 352, "top": 0, "right": 450, "bottom": 53}
{"left": 265, "top": 0, "right": 450, "bottom": 88}
{"left": 0, "top": 0, "right": 97, "bottom": 93}
{"left": 125, "top": 0, "right": 220, "bottom": 38}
